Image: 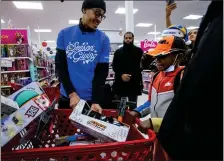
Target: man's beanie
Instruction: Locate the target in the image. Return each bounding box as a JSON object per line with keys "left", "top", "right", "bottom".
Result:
{"left": 82, "top": 0, "right": 106, "bottom": 13}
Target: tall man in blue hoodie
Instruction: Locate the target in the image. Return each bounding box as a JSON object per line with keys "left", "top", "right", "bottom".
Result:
{"left": 55, "top": 0, "right": 110, "bottom": 113}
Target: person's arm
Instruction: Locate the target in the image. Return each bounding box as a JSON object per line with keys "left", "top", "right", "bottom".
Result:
{"left": 166, "top": 3, "right": 177, "bottom": 28}
{"left": 134, "top": 101, "right": 151, "bottom": 117}
{"left": 92, "top": 35, "right": 110, "bottom": 104}
{"left": 134, "top": 78, "right": 153, "bottom": 117}
{"left": 55, "top": 30, "right": 76, "bottom": 97}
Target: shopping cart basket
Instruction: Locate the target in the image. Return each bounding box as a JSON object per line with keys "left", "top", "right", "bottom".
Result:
{"left": 2, "top": 109, "right": 156, "bottom": 161}
{"left": 9, "top": 83, "right": 60, "bottom": 103}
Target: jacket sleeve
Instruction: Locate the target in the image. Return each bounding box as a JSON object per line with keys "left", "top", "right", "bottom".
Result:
{"left": 134, "top": 76, "right": 153, "bottom": 117}
{"left": 92, "top": 35, "right": 110, "bottom": 104}
{"left": 112, "top": 49, "right": 124, "bottom": 77}
{"left": 151, "top": 118, "right": 163, "bottom": 133}
{"left": 55, "top": 30, "right": 76, "bottom": 96}
{"left": 134, "top": 101, "right": 151, "bottom": 117}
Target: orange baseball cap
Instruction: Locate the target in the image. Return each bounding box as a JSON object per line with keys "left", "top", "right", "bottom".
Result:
{"left": 147, "top": 36, "right": 185, "bottom": 57}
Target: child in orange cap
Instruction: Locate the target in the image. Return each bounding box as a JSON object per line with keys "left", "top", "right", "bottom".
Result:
{"left": 130, "top": 35, "right": 186, "bottom": 160}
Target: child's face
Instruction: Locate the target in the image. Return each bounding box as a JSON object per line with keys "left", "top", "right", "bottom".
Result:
{"left": 156, "top": 54, "right": 176, "bottom": 71}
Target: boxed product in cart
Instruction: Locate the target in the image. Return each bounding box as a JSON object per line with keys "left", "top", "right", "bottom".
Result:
{"left": 69, "top": 100, "right": 130, "bottom": 142}
{"left": 1, "top": 82, "right": 51, "bottom": 147}
{"left": 1, "top": 96, "right": 19, "bottom": 119}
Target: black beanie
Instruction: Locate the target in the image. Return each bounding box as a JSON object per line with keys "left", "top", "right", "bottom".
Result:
{"left": 82, "top": 0, "right": 106, "bottom": 13}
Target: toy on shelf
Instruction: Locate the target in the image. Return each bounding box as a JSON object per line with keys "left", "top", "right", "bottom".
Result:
{"left": 16, "top": 59, "right": 28, "bottom": 70}
{"left": 15, "top": 45, "right": 28, "bottom": 57}
{"left": 6, "top": 45, "right": 16, "bottom": 57}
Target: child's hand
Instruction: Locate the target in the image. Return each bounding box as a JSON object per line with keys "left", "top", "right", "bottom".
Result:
{"left": 138, "top": 119, "right": 152, "bottom": 134}
{"left": 129, "top": 111, "right": 140, "bottom": 118}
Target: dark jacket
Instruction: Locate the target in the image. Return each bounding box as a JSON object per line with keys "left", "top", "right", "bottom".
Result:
{"left": 112, "top": 45, "right": 143, "bottom": 96}
{"left": 157, "top": 1, "right": 223, "bottom": 160}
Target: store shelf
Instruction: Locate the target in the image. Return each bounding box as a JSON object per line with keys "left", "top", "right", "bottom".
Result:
{"left": 1, "top": 85, "right": 11, "bottom": 88}
{"left": 1, "top": 70, "right": 30, "bottom": 74}
{"left": 36, "top": 66, "right": 47, "bottom": 69}
{"left": 38, "top": 75, "right": 51, "bottom": 82}
{"left": 1, "top": 57, "right": 33, "bottom": 62}
{"left": 142, "top": 89, "right": 148, "bottom": 94}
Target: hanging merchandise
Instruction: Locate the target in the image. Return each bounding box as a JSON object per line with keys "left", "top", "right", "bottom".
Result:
{"left": 140, "top": 39, "right": 157, "bottom": 52}
{"left": 42, "top": 41, "right": 47, "bottom": 47}
{"left": 46, "top": 47, "right": 51, "bottom": 51}
{"left": 49, "top": 51, "right": 53, "bottom": 54}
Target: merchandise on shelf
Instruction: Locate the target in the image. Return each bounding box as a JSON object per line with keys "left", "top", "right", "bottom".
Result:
{"left": 1, "top": 82, "right": 51, "bottom": 147}
{"left": 69, "top": 100, "right": 130, "bottom": 142}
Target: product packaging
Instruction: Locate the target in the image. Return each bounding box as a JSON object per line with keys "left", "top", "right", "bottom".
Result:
{"left": 1, "top": 82, "right": 50, "bottom": 147}
{"left": 18, "top": 77, "right": 32, "bottom": 86}
{"left": 1, "top": 96, "right": 19, "bottom": 119}
{"left": 16, "top": 59, "right": 27, "bottom": 70}
{"left": 6, "top": 45, "right": 16, "bottom": 57}
{"left": 69, "top": 100, "right": 130, "bottom": 142}
{"left": 14, "top": 45, "right": 28, "bottom": 57}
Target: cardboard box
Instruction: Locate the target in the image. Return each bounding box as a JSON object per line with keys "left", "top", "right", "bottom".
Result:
{"left": 1, "top": 96, "right": 19, "bottom": 119}
{"left": 69, "top": 100, "right": 130, "bottom": 142}
{"left": 1, "top": 82, "right": 50, "bottom": 147}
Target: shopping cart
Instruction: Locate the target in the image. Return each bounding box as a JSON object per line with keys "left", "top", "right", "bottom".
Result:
{"left": 2, "top": 109, "right": 156, "bottom": 161}
{"left": 9, "top": 83, "right": 60, "bottom": 103}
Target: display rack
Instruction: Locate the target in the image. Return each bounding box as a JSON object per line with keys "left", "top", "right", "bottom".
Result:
{"left": 1, "top": 28, "right": 33, "bottom": 96}
{"left": 142, "top": 70, "right": 154, "bottom": 94}
{"left": 1, "top": 28, "right": 56, "bottom": 96}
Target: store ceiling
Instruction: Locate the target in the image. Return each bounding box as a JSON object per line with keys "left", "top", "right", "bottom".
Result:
{"left": 0, "top": 1, "right": 210, "bottom": 47}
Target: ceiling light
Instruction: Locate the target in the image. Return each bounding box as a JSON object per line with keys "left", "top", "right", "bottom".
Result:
{"left": 13, "top": 1, "right": 43, "bottom": 10}
{"left": 1, "top": 19, "right": 5, "bottom": 23}
{"left": 34, "top": 29, "right": 52, "bottom": 32}
{"left": 69, "top": 20, "right": 79, "bottom": 24}
{"left": 115, "top": 8, "right": 138, "bottom": 14}
{"left": 119, "top": 28, "right": 122, "bottom": 30}
{"left": 44, "top": 40, "right": 55, "bottom": 43}
{"left": 136, "top": 23, "right": 153, "bottom": 27}
{"left": 183, "top": 14, "right": 203, "bottom": 20}
{"left": 148, "top": 32, "right": 161, "bottom": 35}
{"left": 187, "top": 26, "right": 199, "bottom": 30}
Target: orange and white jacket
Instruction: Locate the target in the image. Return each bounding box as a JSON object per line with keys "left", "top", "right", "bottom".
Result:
{"left": 135, "top": 66, "right": 184, "bottom": 118}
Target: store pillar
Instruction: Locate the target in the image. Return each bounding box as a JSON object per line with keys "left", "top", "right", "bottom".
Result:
{"left": 125, "top": 1, "right": 134, "bottom": 33}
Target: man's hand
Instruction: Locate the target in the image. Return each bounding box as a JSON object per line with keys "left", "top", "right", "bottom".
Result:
{"left": 166, "top": 3, "right": 177, "bottom": 17}
{"left": 91, "top": 104, "right": 103, "bottom": 114}
{"left": 69, "top": 92, "right": 80, "bottom": 109}
{"left": 129, "top": 111, "right": 140, "bottom": 118}
{"left": 122, "top": 74, "right": 131, "bottom": 82}
{"left": 138, "top": 119, "right": 152, "bottom": 134}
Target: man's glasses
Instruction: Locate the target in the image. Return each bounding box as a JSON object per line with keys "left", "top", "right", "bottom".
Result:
{"left": 92, "top": 9, "right": 106, "bottom": 20}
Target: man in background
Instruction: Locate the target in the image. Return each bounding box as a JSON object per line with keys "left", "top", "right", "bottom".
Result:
{"left": 112, "top": 32, "right": 143, "bottom": 109}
